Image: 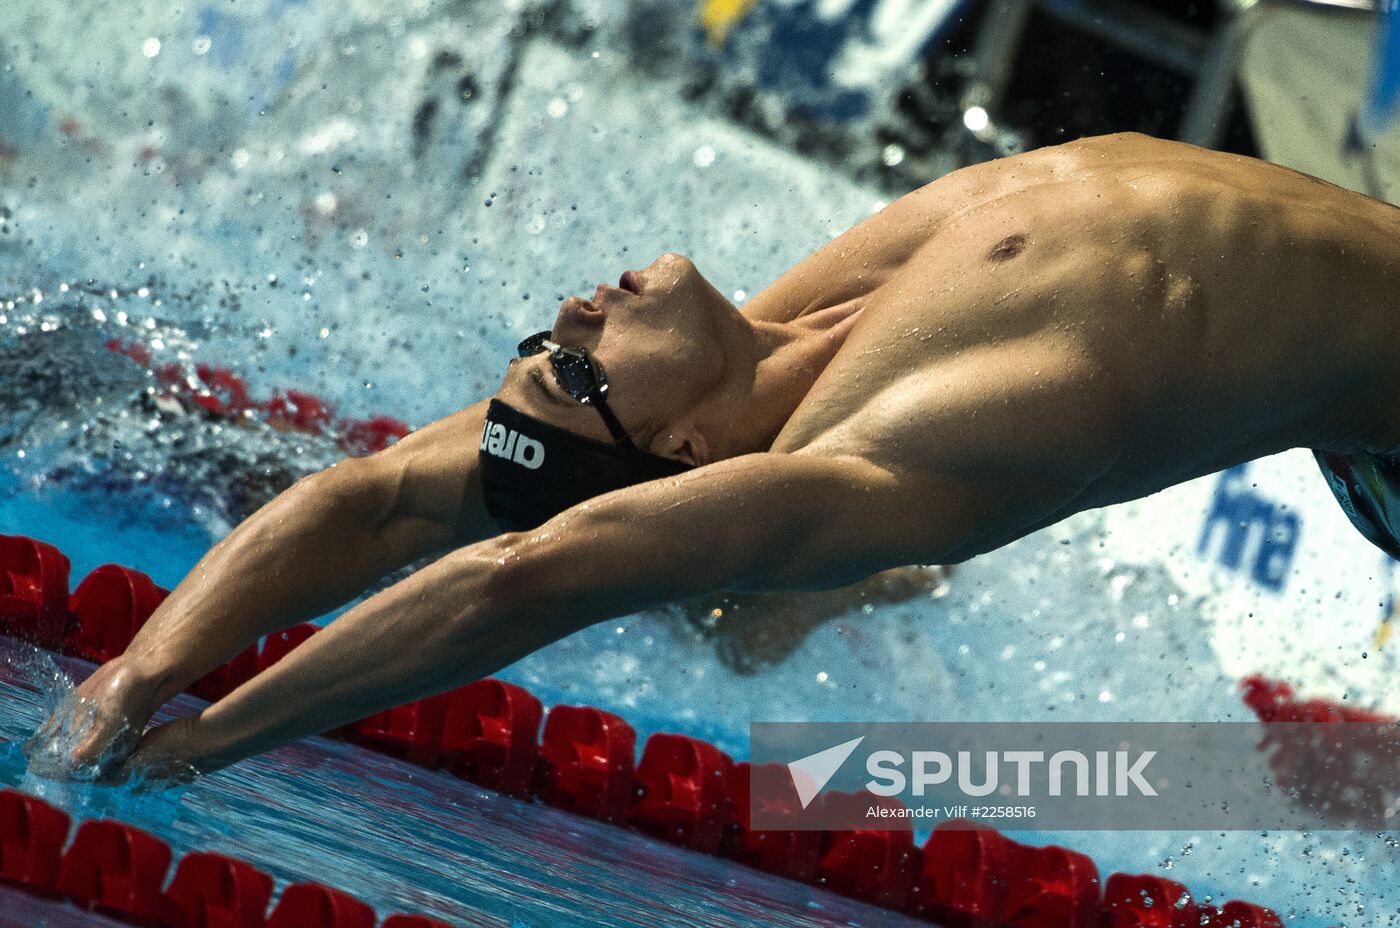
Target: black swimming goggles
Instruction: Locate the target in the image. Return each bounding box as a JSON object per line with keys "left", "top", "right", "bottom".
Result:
{"left": 517, "top": 330, "right": 636, "bottom": 449}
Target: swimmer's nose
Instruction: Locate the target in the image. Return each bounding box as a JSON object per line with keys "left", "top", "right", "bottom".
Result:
{"left": 655, "top": 252, "right": 694, "bottom": 274}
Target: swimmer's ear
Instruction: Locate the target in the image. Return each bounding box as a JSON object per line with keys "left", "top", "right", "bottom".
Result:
{"left": 658, "top": 425, "right": 710, "bottom": 467}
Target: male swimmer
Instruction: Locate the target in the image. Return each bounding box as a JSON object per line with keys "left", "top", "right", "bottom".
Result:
{"left": 26, "top": 132, "right": 1400, "bottom": 780}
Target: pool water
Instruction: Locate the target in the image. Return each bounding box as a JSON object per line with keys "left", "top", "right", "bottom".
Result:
{"left": 2, "top": 1, "right": 1397, "bottom": 923}
{"left": 0, "top": 884, "right": 133, "bottom": 927}
{"left": 0, "top": 637, "right": 934, "bottom": 928}
{"left": 1, "top": 476, "right": 1389, "bottom": 927}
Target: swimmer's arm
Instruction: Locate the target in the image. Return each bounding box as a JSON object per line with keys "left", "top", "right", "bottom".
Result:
{"left": 148, "top": 453, "right": 973, "bottom": 772}
{"left": 110, "top": 401, "right": 497, "bottom": 710}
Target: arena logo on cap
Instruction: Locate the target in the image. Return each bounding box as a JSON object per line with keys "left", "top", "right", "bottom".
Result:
{"left": 481, "top": 419, "right": 546, "bottom": 469}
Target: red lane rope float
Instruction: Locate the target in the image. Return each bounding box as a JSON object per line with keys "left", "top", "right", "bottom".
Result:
{"left": 0, "top": 788, "right": 70, "bottom": 895}
{"left": 264, "top": 882, "right": 377, "bottom": 928}
{"left": 437, "top": 678, "right": 542, "bottom": 797}
{"left": 535, "top": 704, "right": 636, "bottom": 823}
{"left": 0, "top": 535, "right": 71, "bottom": 647}
{"left": 103, "top": 340, "right": 410, "bottom": 457}
{"left": 0, "top": 790, "right": 454, "bottom": 928}
{"left": 804, "top": 790, "right": 919, "bottom": 910}
{"left": 263, "top": 390, "right": 337, "bottom": 437}
{"left": 1240, "top": 674, "right": 1398, "bottom": 834}
{"left": 65, "top": 564, "right": 168, "bottom": 663}
{"left": 725, "top": 762, "right": 824, "bottom": 881}
{"left": 57, "top": 818, "right": 173, "bottom": 924}
{"left": 1241, "top": 674, "right": 1393, "bottom": 725}
{"left": 629, "top": 733, "right": 734, "bottom": 853}
{"left": 163, "top": 852, "right": 275, "bottom": 928}
{"left": 0, "top": 534, "right": 1290, "bottom": 928}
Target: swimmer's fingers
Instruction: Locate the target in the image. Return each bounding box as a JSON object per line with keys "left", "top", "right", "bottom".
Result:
{"left": 25, "top": 658, "right": 169, "bottom": 779}
{"left": 23, "top": 705, "right": 66, "bottom": 755}
{"left": 23, "top": 703, "right": 143, "bottom": 781}
{"left": 118, "top": 718, "right": 203, "bottom": 788}
{"left": 22, "top": 694, "right": 91, "bottom": 774}
{"left": 74, "top": 717, "right": 146, "bottom": 781}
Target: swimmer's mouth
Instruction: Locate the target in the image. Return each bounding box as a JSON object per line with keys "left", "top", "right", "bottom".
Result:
{"left": 592, "top": 271, "right": 642, "bottom": 303}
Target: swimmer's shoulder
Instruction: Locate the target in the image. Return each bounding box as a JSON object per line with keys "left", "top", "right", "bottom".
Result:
{"left": 349, "top": 400, "right": 497, "bottom": 545}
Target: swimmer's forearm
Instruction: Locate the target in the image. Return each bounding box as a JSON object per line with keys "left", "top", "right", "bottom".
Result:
{"left": 180, "top": 536, "right": 558, "bottom": 769}
{"left": 175, "top": 455, "right": 925, "bottom": 769}
{"left": 166, "top": 461, "right": 797, "bottom": 767}
{"left": 120, "top": 457, "right": 432, "bottom": 706}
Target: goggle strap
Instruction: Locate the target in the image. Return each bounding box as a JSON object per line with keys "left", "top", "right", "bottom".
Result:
{"left": 515, "top": 329, "right": 635, "bottom": 449}
{"left": 589, "top": 396, "right": 636, "bottom": 449}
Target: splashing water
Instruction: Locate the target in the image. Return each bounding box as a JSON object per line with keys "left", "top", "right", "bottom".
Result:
{"left": 1, "top": 1, "right": 1396, "bottom": 923}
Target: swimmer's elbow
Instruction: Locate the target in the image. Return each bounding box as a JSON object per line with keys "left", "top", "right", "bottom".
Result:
{"left": 298, "top": 455, "right": 401, "bottom": 529}
{"left": 456, "top": 530, "right": 590, "bottom": 626}
{"left": 463, "top": 533, "right": 537, "bottom": 609}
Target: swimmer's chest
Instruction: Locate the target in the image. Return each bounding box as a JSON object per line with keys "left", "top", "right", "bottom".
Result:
{"left": 768, "top": 287, "right": 969, "bottom": 455}
{"left": 767, "top": 244, "right": 1126, "bottom": 463}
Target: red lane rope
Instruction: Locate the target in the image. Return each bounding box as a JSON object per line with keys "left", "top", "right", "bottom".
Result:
{"left": 0, "top": 790, "right": 451, "bottom": 928}
{"left": 0, "top": 534, "right": 1293, "bottom": 927}
{"left": 103, "top": 339, "right": 410, "bottom": 457}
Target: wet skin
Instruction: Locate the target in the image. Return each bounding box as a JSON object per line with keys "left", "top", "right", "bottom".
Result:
{"left": 30, "top": 133, "right": 1400, "bottom": 779}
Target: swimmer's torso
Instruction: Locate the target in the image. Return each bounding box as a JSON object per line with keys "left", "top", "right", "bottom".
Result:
{"left": 748, "top": 133, "right": 1400, "bottom": 559}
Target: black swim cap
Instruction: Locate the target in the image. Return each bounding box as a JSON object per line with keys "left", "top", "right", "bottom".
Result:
{"left": 479, "top": 398, "right": 693, "bottom": 532}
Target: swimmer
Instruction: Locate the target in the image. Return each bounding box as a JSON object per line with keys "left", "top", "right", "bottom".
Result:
{"left": 29, "top": 133, "right": 1400, "bottom": 781}
{"left": 672, "top": 564, "right": 954, "bottom": 674}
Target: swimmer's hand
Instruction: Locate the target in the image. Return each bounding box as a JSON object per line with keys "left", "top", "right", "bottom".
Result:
{"left": 23, "top": 659, "right": 163, "bottom": 781}
{"left": 118, "top": 717, "right": 206, "bottom": 786}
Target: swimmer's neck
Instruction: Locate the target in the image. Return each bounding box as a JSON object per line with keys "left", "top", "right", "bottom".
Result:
{"left": 700, "top": 298, "right": 866, "bottom": 459}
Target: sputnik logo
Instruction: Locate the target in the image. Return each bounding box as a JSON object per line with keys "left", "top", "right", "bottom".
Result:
{"left": 788, "top": 736, "right": 865, "bottom": 809}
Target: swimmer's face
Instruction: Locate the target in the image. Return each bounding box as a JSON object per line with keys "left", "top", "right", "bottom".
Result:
{"left": 494, "top": 252, "right": 735, "bottom": 463}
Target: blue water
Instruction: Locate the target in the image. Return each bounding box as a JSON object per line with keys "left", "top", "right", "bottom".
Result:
{"left": 1, "top": 1, "right": 1396, "bottom": 923}
{"left": 0, "top": 637, "right": 934, "bottom": 928}
{"left": 0, "top": 444, "right": 1384, "bottom": 927}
